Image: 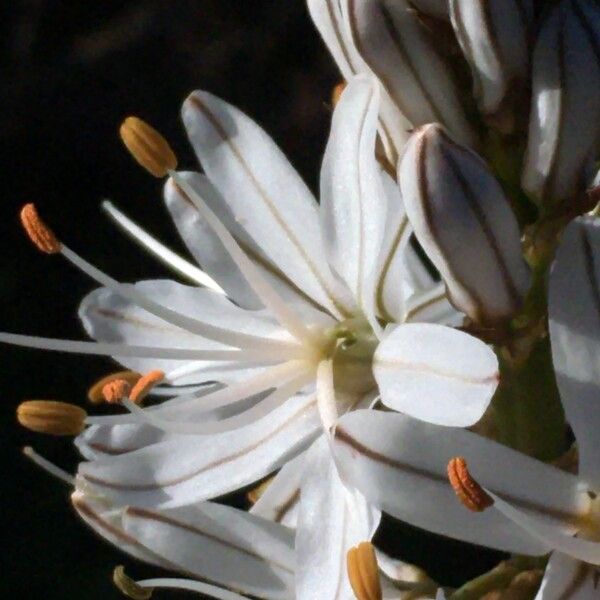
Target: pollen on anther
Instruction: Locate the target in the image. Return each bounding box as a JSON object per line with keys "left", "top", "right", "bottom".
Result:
{"left": 130, "top": 369, "right": 165, "bottom": 404}
{"left": 102, "top": 379, "right": 132, "bottom": 404}
{"left": 88, "top": 370, "right": 141, "bottom": 404}
{"left": 447, "top": 456, "right": 493, "bottom": 513}
{"left": 119, "top": 116, "right": 177, "bottom": 178}
{"left": 20, "top": 203, "right": 61, "bottom": 254}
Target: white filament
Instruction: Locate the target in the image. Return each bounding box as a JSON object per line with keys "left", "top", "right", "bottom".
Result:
{"left": 135, "top": 578, "right": 249, "bottom": 599}
{"left": 121, "top": 367, "right": 313, "bottom": 434}
{"left": 0, "top": 332, "right": 286, "bottom": 361}
{"left": 22, "top": 446, "right": 75, "bottom": 486}
{"left": 168, "top": 171, "right": 319, "bottom": 347}
{"left": 60, "top": 244, "right": 295, "bottom": 353}
{"left": 102, "top": 200, "right": 225, "bottom": 292}
{"left": 316, "top": 359, "right": 338, "bottom": 432}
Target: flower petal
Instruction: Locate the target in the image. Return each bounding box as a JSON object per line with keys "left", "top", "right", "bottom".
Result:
{"left": 374, "top": 323, "right": 498, "bottom": 426}
{"left": 332, "top": 410, "right": 585, "bottom": 555}
{"left": 182, "top": 90, "right": 354, "bottom": 319}
{"left": 295, "top": 436, "right": 381, "bottom": 600}
{"left": 78, "top": 393, "right": 321, "bottom": 508}
{"left": 320, "top": 75, "right": 386, "bottom": 316}
{"left": 549, "top": 217, "right": 600, "bottom": 488}
{"left": 122, "top": 502, "right": 295, "bottom": 600}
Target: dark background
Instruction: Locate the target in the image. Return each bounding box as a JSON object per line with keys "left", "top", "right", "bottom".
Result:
{"left": 0, "top": 2, "right": 502, "bottom": 597}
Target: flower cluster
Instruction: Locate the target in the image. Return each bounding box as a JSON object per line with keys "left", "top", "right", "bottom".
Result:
{"left": 6, "top": 1, "right": 600, "bottom": 599}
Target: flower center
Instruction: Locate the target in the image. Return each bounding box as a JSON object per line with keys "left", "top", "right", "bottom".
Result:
{"left": 326, "top": 317, "right": 378, "bottom": 396}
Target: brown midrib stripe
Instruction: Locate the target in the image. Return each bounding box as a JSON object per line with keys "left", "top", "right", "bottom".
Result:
{"left": 126, "top": 506, "right": 294, "bottom": 575}
{"left": 83, "top": 398, "right": 317, "bottom": 491}
{"left": 274, "top": 489, "right": 300, "bottom": 523}
{"left": 335, "top": 427, "right": 583, "bottom": 523}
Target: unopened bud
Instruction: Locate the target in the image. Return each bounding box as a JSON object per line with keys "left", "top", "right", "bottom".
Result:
{"left": 347, "top": 542, "right": 382, "bottom": 600}
{"left": 522, "top": 0, "right": 600, "bottom": 206}
{"left": 449, "top": 0, "right": 532, "bottom": 130}
{"left": 399, "top": 124, "right": 531, "bottom": 326}
{"left": 345, "top": 0, "right": 476, "bottom": 147}
{"left": 17, "top": 400, "right": 87, "bottom": 436}
{"left": 119, "top": 116, "right": 177, "bottom": 178}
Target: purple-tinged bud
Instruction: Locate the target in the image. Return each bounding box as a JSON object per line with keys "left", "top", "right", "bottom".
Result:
{"left": 399, "top": 124, "right": 531, "bottom": 326}
{"left": 522, "top": 0, "right": 600, "bottom": 206}
{"left": 343, "top": 0, "right": 477, "bottom": 148}
{"left": 449, "top": 0, "right": 533, "bottom": 131}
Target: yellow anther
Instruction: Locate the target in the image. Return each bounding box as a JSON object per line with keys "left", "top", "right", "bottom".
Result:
{"left": 113, "top": 566, "right": 153, "bottom": 600}
{"left": 87, "top": 370, "right": 141, "bottom": 404}
{"left": 102, "top": 379, "right": 132, "bottom": 404}
{"left": 119, "top": 116, "right": 177, "bottom": 178}
{"left": 20, "top": 203, "right": 61, "bottom": 254}
{"left": 447, "top": 457, "right": 493, "bottom": 513}
{"left": 332, "top": 81, "right": 347, "bottom": 107}
{"left": 17, "top": 400, "right": 87, "bottom": 436}
{"left": 247, "top": 476, "right": 274, "bottom": 505}
{"left": 347, "top": 542, "right": 382, "bottom": 600}
{"left": 130, "top": 369, "right": 165, "bottom": 404}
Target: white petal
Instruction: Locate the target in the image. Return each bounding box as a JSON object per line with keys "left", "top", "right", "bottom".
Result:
{"left": 182, "top": 90, "right": 354, "bottom": 319}
{"left": 251, "top": 451, "right": 306, "bottom": 528}
{"left": 296, "top": 437, "right": 381, "bottom": 600}
{"left": 320, "top": 75, "right": 386, "bottom": 315}
{"left": 374, "top": 323, "right": 498, "bottom": 426}
{"left": 549, "top": 217, "right": 600, "bottom": 487}
{"left": 403, "top": 284, "right": 464, "bottom": 327}
{"left": 534, "top": 552, "right": 598, "bottom": 600}
{"left": 123, "top": 502, "right": 295, "bottom": 600}
{"left": 332, "top": 410, "right": 585, "bottom": 555}
{"left": 79, "top": 279, "right": 284, "bottom": 384}
{"left": 78, "top": 393, "right": 321, "bottom": 508}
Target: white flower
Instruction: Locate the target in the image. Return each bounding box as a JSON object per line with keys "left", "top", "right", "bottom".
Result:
{"left": 5, "top": 75, "right": 499, "bottom": 598}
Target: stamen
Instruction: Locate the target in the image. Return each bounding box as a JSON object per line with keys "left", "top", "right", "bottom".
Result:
{"left": 20, "top": 203, "right": 61, "bottom": 254}
{"left": 113, "top": 566, "right": 153, "bottom": 600}
{"left": 102, "top": 379, "right": 132, "bottom": 404}
{"left": 447, "top": 457, "right": 493, "bottom": 513}
{"left": 129, "top": 370, "right": 165, "bottom": 404}
{"left": 119, "top": 116, "right": 177, "bottom": 178}
{"left": 102, "top": 201, "right": 225, "bottom": 292}
{"left": 17, "top": 400, "right": 87, "bottom": 436}
{"left": 22, "top": 446, "right": 75, "bottom": 486}
{"left": 88, "top": 370, "right": 141, "bottom": 404}
{"left": 347, "top": 542, "right": 382, "bottom": 600}
{"left": 134, "top": 577, "right": 249, "bottom": 599}
{"left": 316, "top": 359, "right": 338, "bottom": 432}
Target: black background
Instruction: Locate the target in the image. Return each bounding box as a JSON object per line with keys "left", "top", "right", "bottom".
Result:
{"left": 0, "top": 2, "right": 502, "bottom": 597}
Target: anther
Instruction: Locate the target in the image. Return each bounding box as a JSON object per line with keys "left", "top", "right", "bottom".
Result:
{"left": 119, "top": 116, "right": 177, "bottom": 178}
{"left": 17, "top": 400, "right": 87, "bottom": 436}
{"left": 129, "top": 370, "right": 165, "bottom": 404}
{"left": 113, "top": 566, "right": 153, "bottom": 600}
{"left": 102, "top": 379, "right": 132, "bottom": 404}
{"left": 88, "top": 370, "right": 141, "bottom": 404}
{"left": 20, "top": 203, "right": 61, "bottom": 254}
{"left": 347, "top": 542, "right": 382, "bottom": 600}
{"left": 447, "top": 457, "right": 493, "bottom": 512}
{"left": 332, "top": 81, "right": 347, "bottom": 107}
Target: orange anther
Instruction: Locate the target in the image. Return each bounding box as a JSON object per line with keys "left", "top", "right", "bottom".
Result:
{"left": 130, "top": 370, "right": 165, "bottom": 404}
{"left": 347, "top": 542, "right": 382, "bottom": 600}
{"left": 332, "top": 81, "right": 347, "bottom": 107}
{"left": 119, "top": 116, "right": 177, "bottom": 178}
{"left": 101, "top": 379, "right": 132, "bottom": 404}
{"left": 87, "top": 370, "right": 141, "bottom": 404}
{"left": 17, "top": 400, "right": 87, "bottom": 436}
{"left": 447, "top": 457, "right": 493, "bottom": 513}
{"left": 20, "top": 203, "right": 61, "bottom": 254}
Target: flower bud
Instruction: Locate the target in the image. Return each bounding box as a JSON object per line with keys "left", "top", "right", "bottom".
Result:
{"left": 399, "top": 124, "right": 531, "bottom": 326}
{"left": 343, "top": 0, "right": 477, "bottom": 147}
{"left": 522, "top": 0, "right": 600, "bottom": 206}
{"left": 449, "top": 0, "right": 533, "bottom": 130}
